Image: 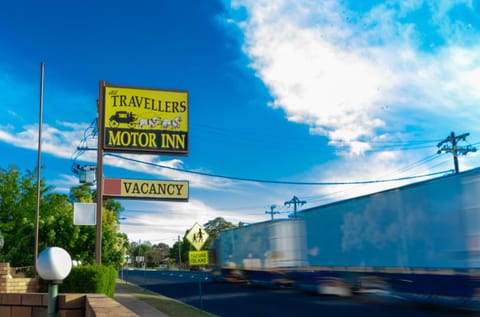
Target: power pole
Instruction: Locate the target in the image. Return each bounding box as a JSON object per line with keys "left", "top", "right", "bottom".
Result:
{"left": 437, "top": 132, "right": 476, "bottom": 173}
{"left": 265, "top": 205, "right": 280, "bottom": 221}
{"left": 178, "top": 235, "right": 182, "bottom": 268}
{"left": 284, "top": 196, "right": 306, "bottom": 219}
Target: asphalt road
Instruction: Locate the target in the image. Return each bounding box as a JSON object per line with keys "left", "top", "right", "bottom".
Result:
{"left": 121, "top": 269, "right": 479, "bottom": 317}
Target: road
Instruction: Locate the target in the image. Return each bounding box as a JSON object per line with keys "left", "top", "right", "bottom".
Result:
{"left": 121, "top": 269, "right": 478, "bottom": 317}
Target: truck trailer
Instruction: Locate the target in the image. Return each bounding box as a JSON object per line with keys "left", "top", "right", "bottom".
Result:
{"left": 212, "top": 168, "right": 480, "bottom": 308}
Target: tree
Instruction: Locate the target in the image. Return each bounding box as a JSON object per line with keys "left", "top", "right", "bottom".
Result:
{"left": 129, "top": 241, "right": 152, "bottom": 267}
{"left": 0, "top": 166, "right": 128, "bottom": 268}
{"left": 0, "top": 165, "right": 46, "bottom": 267}
{"left": 170, "top": 237, "right": 189, "bottom": 268}
{"left": 68, "top": 184, "right": 94, "bottom": 203}
{"left": 202, "top": 217, "right": 236, "bottom": 249}
{"left": 144, "top": 243, "right": 170, "bottom": 267}
{"left": 68, "top": 185, "right": 128, "bottom": 268}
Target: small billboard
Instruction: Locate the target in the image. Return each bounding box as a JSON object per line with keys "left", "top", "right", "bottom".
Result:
{"left": 73, "top": 203, "right": 96, "bottom": 225}
{"left": 189, "top": 251, "right": 209, "bottom": 266}
{"left": 103, "top": 178, "right": 189, "bottom": 201}
{"left": 101, "top": 83, "right": 189, "bottom": 155}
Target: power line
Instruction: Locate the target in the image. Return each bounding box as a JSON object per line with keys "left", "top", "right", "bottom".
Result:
{"left": 106, "top": 152, "right": 453, "bottom": 185}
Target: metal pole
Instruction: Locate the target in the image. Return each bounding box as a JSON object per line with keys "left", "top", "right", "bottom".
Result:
{"left": 95, "top": 81, "right": 106, "bottom": 265}
{"left": 198, "top": 272, "right": 204, "bottom": 311}
{"left": 47, "top": 283, "right": 58, "bottom": 317}
{"left": 34, "top": 62, "right": 44, "bottom": 273}
{"left": 284, "top": 196, "right": 306, "bottom": 219}
{"left": 178, "top": 235, "right": 182, "bottom": 268}
{"left": 450, "top": 132, "right": 459, "bottom": 173}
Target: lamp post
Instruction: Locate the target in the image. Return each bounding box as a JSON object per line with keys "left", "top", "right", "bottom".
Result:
{"left": 36, "top": 247, "right": 72, "bottom": 317}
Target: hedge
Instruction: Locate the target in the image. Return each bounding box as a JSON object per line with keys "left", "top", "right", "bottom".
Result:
{"left": 56, "top": 265, "right": 117, "bottom": 298}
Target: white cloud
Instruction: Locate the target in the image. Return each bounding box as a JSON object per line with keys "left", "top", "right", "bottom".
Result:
{"left": 230, "top": 0, "right": 480, "bottom": 155}
{"left": 102, "top": 154, "right": 232, "bottom": 190}
{"left": 0, "top": 120, "right": 232, "bottom": 190}
{"left": 51, "top": 173, "right": 80, "bottom": 193}
{"left": 0, "top": 122, "right": 90, "bottom": 159}
{"left": 119, "top": 199, "right": 266, "bottom": 245}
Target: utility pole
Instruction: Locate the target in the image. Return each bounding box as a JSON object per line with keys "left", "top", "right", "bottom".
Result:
{"left": 265, "top": 205, "right": 280, "bottom": 221}
{"left": 284, "top": 196, "right": 306, "bottom": 219}
{"left": 178, "top": 235, "right": 182, "bottom": 269}
{"left": 437, "top": 131, "right": 476, "bottom": 173}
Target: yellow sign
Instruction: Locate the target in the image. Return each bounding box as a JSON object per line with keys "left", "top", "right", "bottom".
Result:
{"left": 186, "top": 223, "right": 209, "bottom": 250}
{"left": 102, "top": 84, "right": 189, "bottom": 155}
{"left": 189, "top": 251, "right": 209, "bottom": 266}
{"left": 103, "top": 178, "right": 189, "bottom": 201}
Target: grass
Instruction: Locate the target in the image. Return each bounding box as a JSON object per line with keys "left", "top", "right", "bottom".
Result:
{"left": 116, "top": 280, "right": 217, "bottom": 317}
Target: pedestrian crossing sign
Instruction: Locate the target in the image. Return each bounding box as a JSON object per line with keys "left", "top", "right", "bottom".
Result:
{"left": 186, "top": 222, "right": 209, "bottom": 250}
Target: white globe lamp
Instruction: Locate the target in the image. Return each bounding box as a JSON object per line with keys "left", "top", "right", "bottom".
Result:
{"left": 37, "top": 247, "right": 72, "bottom": 317}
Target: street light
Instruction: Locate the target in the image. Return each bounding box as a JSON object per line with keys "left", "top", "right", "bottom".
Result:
{"left": 37, "top": 247, "right": 72, "bottom": 317}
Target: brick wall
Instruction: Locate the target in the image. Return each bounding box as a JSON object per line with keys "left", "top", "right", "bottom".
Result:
{"left": 0, "top": 263, "right": 139, "bottom": 316}
{"left": 0, "top": 293, "right": 139, "bottom": 317}
{"left": 0, "top": 263, "right": 39, "bottom": 293}
{"left": 0, "top": 293, "right": 83, "bottom": 317}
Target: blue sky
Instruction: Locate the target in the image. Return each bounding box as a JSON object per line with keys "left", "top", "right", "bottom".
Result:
{"left": 1, "top": 0, "right": 480, "bottom": 245}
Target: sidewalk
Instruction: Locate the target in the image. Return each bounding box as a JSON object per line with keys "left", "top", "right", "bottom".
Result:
{"left": 114, "top": 283, "right": 171, "bottom": 317}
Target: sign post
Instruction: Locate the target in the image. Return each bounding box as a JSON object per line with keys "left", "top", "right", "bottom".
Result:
{"left": 186, "top": 223, "right": 210, "bottom": 267}
{"left": 95, "top": 81, "right": 106, "bottom": 265}
{"left": 185, "top": 223, "right": 209, "bottom": 312}
{"left": 95, "top": 81, "right": 189, "bottom": 265}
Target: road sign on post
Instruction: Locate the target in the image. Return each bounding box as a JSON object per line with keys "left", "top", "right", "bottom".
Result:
{"left": 186, "top": 223, "right": 209, "bottom": 251}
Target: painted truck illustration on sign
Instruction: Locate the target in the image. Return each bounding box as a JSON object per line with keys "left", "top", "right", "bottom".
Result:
{"left": 109, "top": 111, "right": 138, "bottom": 128}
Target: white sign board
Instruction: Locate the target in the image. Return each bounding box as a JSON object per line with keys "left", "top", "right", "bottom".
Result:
{"left": 73, "top": 203, "right": 96, "bottom": 225}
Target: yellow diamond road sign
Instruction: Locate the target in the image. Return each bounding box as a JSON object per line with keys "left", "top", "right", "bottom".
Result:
{"left": 186, "top": 223, "right": 209, "bottom": 251}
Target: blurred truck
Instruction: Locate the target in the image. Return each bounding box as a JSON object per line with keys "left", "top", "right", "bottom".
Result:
{"left": 212, "top": 168, "right": 480, "bottom": 309}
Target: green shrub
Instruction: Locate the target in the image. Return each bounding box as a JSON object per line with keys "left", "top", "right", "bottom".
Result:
{"left": 57, "top": 265, "right": 117, "bottom": 298}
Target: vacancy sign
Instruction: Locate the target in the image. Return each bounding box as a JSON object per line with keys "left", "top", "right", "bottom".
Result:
{"left": 103, "top": 178, "right": 189, "bottom": 201}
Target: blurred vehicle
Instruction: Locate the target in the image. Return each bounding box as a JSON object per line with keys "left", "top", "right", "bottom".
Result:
{"left": 212, "top": 168, "right": 480, "bottom": 310}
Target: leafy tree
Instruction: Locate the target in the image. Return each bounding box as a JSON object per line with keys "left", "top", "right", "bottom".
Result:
{"left": 68, "top": 185, "right": 128, "bottom": 268}
{"left": 0, "top": 165, "right": 46, "bottom": 266}
{"left": 128, "top": 241, "right": 152, "bottom": 267}
{"left": 203, "top": 217, "right": 236, "bottom": 249}
{"left": 169, "top": 232, "right": 193, "bottom": 268}
{"left": 144, "top": 243, "right": 170, "bottom": 267}
{"left": 68, "top": 184, "right": 94, "bottom": 203}
{"left": 0, "top": 166, "right": 128, "bottom": 268}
